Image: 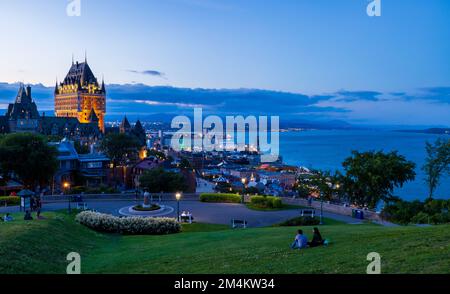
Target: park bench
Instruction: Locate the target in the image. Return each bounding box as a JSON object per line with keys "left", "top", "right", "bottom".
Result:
{"left": 76, "top": 202, "right": 88, "bottom": 210}
{"left": 231, "top": 219, "right": 247, "bottom": 229}
{"left": 300, "top": 209, "right": 315, "bottom": 217}
{"left": 180, "top": 213, "right": 193, "bottom": 224}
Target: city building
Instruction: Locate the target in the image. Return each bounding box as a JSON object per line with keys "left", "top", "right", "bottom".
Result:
{"left": 51, "top": 138, "right": 110, "bottom": 191}
{"left": 0, "top": 84, "right": 102, "bottom": 144}
{"left": 55, "top": 58, "right": 106, "bottom": 132}
{"left": 4, "top": 84, "right": 40, "bottom": 133}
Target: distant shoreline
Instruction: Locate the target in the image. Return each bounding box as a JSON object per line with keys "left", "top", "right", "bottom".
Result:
{"left": 394, "top": 128, "right": 450, "bottom": 135}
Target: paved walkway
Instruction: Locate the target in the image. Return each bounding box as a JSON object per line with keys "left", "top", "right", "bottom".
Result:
{"left": 195, "top": 178, "right": 215, "bottom": 193}
{"left": 0, "top": 200, "right": 365, "bottom": 227}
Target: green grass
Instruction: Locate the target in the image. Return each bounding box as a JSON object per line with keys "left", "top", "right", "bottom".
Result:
{"left": 1, "top": 211, "right": 449, "bottom": 274}
{"left": 181, "top": 223, "right": 230, "bottom": 233}
{"left": 245, "top": 203, "right": 304, "bottom": 211}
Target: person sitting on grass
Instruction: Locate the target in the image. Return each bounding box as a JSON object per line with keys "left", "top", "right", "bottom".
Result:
{"left": 24, "top": 210, "right": 33, "bottom": 221}
{"left": 3, "top": 213, "right": 13, "bottom": 222}
{"left": 291, "top": 229, "right": 308, "bottom": 249}
{"left": 307, "top": 227, "right": 325, "bottom": 247}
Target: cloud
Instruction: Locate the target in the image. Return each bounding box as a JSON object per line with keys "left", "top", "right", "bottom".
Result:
{"left": 134, "top": 99, "right": 209, "bottom": 109}
{"left": 127, "top": 69, "right": 166, "bottom": 79}
{"left": 0, "top": 82, "right": 448, "bottom": 126}
{"left": 333, "top": 90, "right": 382, "bottom": 102}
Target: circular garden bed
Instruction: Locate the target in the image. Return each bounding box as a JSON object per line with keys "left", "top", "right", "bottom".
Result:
{"left": 132, "top": 204, "right": 161, "bottom": 212}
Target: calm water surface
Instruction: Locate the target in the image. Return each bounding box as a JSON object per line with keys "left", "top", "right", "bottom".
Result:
{"left": 279, "top": 130, "right": 449, "bottom": 201}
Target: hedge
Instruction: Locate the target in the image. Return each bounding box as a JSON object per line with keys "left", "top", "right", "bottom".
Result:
{"left": 199, "top": 193, "right": 241, "bottom": 203}
{"left": 279, "top": 216, "right": 320, "bottom": 226}
{"left": 250, "top": 195, "right": 283, "bottom": 209}
{"left": 0, "top": 196, "right": 20, "bottom": 206}
{"left": 75, "top": 211, "right": 181, "bottom": 235}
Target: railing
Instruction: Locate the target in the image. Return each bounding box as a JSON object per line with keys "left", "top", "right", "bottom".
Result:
{"left": 41, "top": 193, "right": 201, "bottom": 202}
{"left": 281, "top": 197, "right": 381, "bottom": 221}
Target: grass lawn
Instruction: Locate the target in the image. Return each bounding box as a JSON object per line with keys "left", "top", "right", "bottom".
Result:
{"left": 245, "top": 203, "right": 305, "bottom": 211}
{"left": 1, "top": 211, "right": 449, "bottom": 274}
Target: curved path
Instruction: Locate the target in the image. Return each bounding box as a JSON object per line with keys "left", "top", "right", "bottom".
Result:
{"left": 0, "top": 199, "right": 367, "bottom": 227}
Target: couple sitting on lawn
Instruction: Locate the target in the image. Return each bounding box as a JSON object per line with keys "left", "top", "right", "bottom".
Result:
{"left": 290, "top": 227, "right": 326, "bottom": 249}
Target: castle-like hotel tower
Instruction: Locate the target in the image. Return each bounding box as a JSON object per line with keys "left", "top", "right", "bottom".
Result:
{"left": 55, "top": 57, "right": 106, "bottom": 132}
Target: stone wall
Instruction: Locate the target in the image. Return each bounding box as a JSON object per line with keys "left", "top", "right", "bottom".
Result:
{"left": 281, "top": 197, "right": 381, "bottom": 221}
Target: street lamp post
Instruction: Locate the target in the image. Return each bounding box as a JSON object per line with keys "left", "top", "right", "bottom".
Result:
{"left": 175, "top": 192, "right": 182, "bottom": 222}
{"left": 63, "top": 182, "right": 71, "bottom": 213}
{"left": 319, "top": 192, "right": 324, "bottom": 225}
{"left": 241, "top": 178, "right": 247, "bottom": 203}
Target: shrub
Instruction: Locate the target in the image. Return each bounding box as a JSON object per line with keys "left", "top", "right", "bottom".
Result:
{"left": 411, "top": 212, "right": 430, "bottom": 224}
{"left": 70, "top": 185, "right": 119, "bottom": 195}
{"left": 199, "top": 193, "right": 241, "bottom": 203}
{"left": 279, "top": 216, "right": 320, "bottom": 226}
{"left": 0, "top": 196, "right": 20, "bottom": 206}
{"left": 383, "top": 199, "right": 450, "bottom": 225}
{"left": 132, "top": 204, "right": 161, "bottom": 211}
{"left": 75, "top": 211, "right": 181, "bottom": 235}
{"left": 250, "top": 195, "right": 283, "bottom": 209}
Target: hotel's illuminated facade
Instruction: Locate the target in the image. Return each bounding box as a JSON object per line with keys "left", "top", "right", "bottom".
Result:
{"left": 55, "top": 59, "right": 106, "bottom": 132}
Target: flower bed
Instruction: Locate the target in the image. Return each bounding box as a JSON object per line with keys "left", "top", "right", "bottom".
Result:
{"left": 75, "top": 211, "right": 181, "bottom": 235}
{"left": 199, "top": 193, "right": 241, "bottom": 203}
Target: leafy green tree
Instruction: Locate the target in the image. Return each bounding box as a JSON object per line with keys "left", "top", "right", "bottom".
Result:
{"left": 139, "top": 168, "right": 187, "bottom": 193}
{"left": 179, "top": 158, "right": 192, "bottom": 169}
{"left": 100, "top": 133, "right": 141, "bottom": 186}
{"left": 423, "top": 138, "right": 450, "bottom": 199}
{"left": 295, "top": 174, "right": 313, "bottom": 198}
{"left": 148, "top": 149, "right": 166, "bottom": 160}
{"left": 341, "top": 151, "right": 416, "bottom": 209}
{"left": 100, "top": 133, "right": 141, "bottom": 167}
{"left": 0, "top": 133, "right": 58, "bottom": 189}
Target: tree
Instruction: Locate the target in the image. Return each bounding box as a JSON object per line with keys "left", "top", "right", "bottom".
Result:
{"left": 179, "top": 158, "right": 192, "bottom": 169}
{"left": 423, "top": 138, "right": 450, "bottom": 199}
{"left": 148, "top": 149, "right": 166, "bottom": 160}
{"left": 295, "top": 174, "right": 313, "bottom": 198}
{"left": 341, "top": 151, "right": 416, "bottom": 209}
{"left": 100, "top": 133, "right": 141, "bottom": 186}
{"left": 139, "top": 168, "right": 187, "bottom": 193}
{"left": 309, "top": 170, "right": 336, "bottom": 201}
{"left": 0, "top": 133, "right": 58, "bottom": 190}
{"left": 100, "top": 133, "right": 141, "bottom": 167}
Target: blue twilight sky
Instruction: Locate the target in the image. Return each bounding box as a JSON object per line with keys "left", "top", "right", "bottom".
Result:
{"left": 0, "top": 0, "right": 449, "bottom": 126}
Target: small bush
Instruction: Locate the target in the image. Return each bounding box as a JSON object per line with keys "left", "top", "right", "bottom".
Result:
{"left": 383, "top": 198, "right": 450, "bottom": 225}
{"left": 0, "top": 196, "right": 20, "bottom": 206}
{"left": 279, "top": 216, "right": 320, "bottom": 226}
{"left": 199, "top": 193, "right": 241, "bottom": 203}
{"left": 250, "top": 195, "right": 283, "bottom": 209}
{"left": 75, "top": 211, "right": 181, "bottom": 235}
{"left": 411, "top": 212, "right": 430, "bottom": 224}
{"left": 132, "top": 204, "right": 161, "bottom": 211}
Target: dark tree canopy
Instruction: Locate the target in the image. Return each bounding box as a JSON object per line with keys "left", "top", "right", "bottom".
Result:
{"left": 100, "top": 133, "right": 141, "bottom": 167}
{"left": 341, "top": 150, "right": 416, "bottom": 208}
{"left": 0, "top": 133, "right": 58, "bottom": 189}
{"left": 139, "top": 168, "right": 187, "bottom": 193}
